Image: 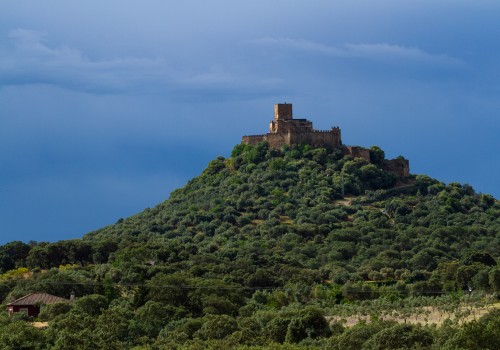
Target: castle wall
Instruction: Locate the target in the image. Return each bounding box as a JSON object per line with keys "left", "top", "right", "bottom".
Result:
{"left": 271, "top": 119, "right": 313, "bottom": 133}
{"left": 288, "top": 130, "right": 340, "bottom": 148}
{"left": 243, "top": 130, "right": 341, "bottom": 149}
{"left": 242, "top": 133, "right": 290, "bottom": 149}
{"left": 344, "top": 146, "right": 371, "bottom": 162}
{"left": 382, "top": 158, "right": 410, "bottom": 178}
{"left": 242, "top": 135, "right": 266, "bottom": 146}
{"left": 265, "top": 133, "right": 290, "bottom": 149}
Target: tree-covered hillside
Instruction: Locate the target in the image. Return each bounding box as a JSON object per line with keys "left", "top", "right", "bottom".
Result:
{"left": 0, "top": 142, "right": 499, "bottom": 349}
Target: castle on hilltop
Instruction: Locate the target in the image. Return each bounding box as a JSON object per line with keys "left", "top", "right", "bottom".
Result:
{"left": 243, "top": 103, "right": 342, "bottom": 150}
{"left": 242, "top": 103, "right": 409, "bottom": 178}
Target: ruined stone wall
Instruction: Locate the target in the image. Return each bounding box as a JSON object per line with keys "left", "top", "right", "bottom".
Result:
{"left": 264, "top": 133, "right": 290, "bottom": 149}
{"left": 242, "top": 135, "right": 265, "bottom": 146}
{"left": 344, "top": 146, "right": 371, "bottom": 162}
{"left": 382, "top": 158, "right": 410, "bottom": 178}
{"left": 316, "top": 128, "right": 341, "bottom": 147}
{"left": 289, "top": 130, "right": 340, "bottom": 148}
{"left": 242, "top": 133, "right": 289, "bottom": 149}
{"left": 244, "top": 127, "right": 341, "bottom": 150}
{"left": 271, "top": 119, "right": 313, "bottom": 134}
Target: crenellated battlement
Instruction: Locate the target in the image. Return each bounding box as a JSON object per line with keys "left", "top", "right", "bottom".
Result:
{"left": 242, "top": 103, "right": 409, "bottom": 177}
{"left": 312, "top": 129, "right": 338, "bottom": 133}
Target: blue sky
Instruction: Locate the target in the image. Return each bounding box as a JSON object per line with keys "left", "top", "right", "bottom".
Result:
{"left": 1, "top": 1, "right": 499, "bottom": 244}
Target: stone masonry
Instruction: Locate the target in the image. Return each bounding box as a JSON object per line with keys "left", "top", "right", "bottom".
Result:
{"left": 242, "top": 103, "right": 341, "bottom": 149}
{"left": 242, "top": 103, "right": 409, "bottom": 178}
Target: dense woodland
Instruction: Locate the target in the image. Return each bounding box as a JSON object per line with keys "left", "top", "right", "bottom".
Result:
{"left": 0, "top": 142, "right": 499, "bottom": 349}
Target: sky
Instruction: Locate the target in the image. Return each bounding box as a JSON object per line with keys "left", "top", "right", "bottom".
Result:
{"left": 1, "top": 1, "right": 499, "bottom": 244}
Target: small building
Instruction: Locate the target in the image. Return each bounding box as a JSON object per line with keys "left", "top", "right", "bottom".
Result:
{"left": 6, "top": 292, "right": 69, "bottom": 317}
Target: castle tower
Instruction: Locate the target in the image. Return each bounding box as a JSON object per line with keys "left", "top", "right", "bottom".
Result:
{"left": 274, "top": 103, "right": 293, "bottom": 121}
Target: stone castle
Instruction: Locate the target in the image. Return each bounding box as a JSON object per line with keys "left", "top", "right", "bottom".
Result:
{"left": 242, "top": 103, "right": 409, "bottom": 178}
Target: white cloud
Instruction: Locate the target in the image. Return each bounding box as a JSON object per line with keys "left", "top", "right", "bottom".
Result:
{"left": 345, "top": 43, "right": 464, "bottom": 66}
{"left": 256, "top": 37, "right": 464, "bottom": 67}
{"left": 255, "top": 37, "right": 344, "bottom": 56}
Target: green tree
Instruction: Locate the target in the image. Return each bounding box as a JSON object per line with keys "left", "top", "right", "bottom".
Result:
{"left": 440, "top": 310, "right": 500, "bottom": 350}
{"left": 333, "top": 322, "right": 389, "bottom": 350}
{"left": 46, "top": 312, "right": 97, "bottom": 350}
{"left": 363, "top": 323, "right": 433, "bottom": 350}
{"left": 489, "top": 267, "right": 500, "bottom": 292}
{"left": 194, "top": 314, "right": 238, "bottom": 340}
{"left": 72, "top": 294, "right": 109, "bottom": 316}
{"left": 147, "top": 272, "right": 191, "bottom": 307}
{"left": 128, "top": 300, "right": 186, "bottom": 339}
{"left": 38, "top": 302, "right": 72, "bottom": 321}
{"left": 0, "top": 321, "right": 46, "bottom": 350}
{"left": 93, "top": 307, "right": 132, "bottom": 349}
{"left": 284, "top": 307, "right": 331, "bottom": 343}
{"left": 265, "top": 317, "right": 290, "bottom": 344}
{"left": 369, "top": 146, "right": 385, "bottom": 166}
{"left": 0, "top": 241, "right": 31, "bottom": 273}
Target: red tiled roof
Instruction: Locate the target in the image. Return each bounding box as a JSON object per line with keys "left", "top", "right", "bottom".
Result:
{"left": 6, "top": 293, "right": 69, "bottom": 306}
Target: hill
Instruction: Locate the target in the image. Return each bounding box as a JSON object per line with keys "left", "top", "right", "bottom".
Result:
{"left": 0, "top": 142, "right": 499, "bottom": 349}
{"left": 84, "top": 142, "right": 498, "bottom": 289}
